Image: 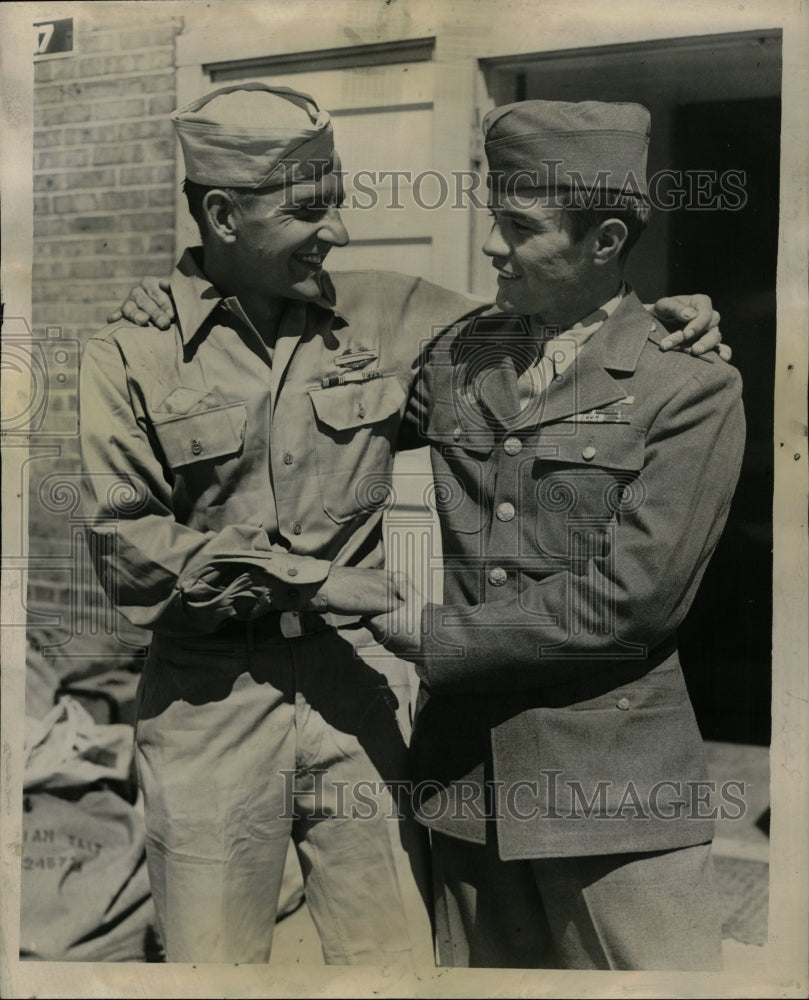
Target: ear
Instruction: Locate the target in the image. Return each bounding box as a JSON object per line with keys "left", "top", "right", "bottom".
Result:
{"left": 593, "top": 218, "right": 628, "bottom": 265}
{"left": 202, "top": 189, "right": 238, "bottom": 244}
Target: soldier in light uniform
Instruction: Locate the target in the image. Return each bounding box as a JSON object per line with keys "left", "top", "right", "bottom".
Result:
{"left": 370, "top": 100, "right": 745, "bottom": 971}
{"left": 80, "top": 82, "right": 480, "bottom": 966}
{"left": 97, "top": 84, "right": 726, "bottom": 966}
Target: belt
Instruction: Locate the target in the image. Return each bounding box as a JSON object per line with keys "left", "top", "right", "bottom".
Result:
{"left": 215, "top": 610, "right": 333, "bottom": 641}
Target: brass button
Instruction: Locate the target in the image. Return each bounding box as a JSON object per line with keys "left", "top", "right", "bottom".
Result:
{"left": 283, "top": 452, "right": 294, "bottom": 465}
{"left": 496, "top": 502, "right": 516, "bottom": 522}
{"left": 358, "top": 404, "right": 366, "bottom": 419}
{"left": 488, "top": 567, "right": 508, "bottom": 586}
{"left": 287, "top": 567, "right": 298, "bottom": 577}
{"left": 191, "top": 439, "right": 202, "bottom": 456}
{"left": 617, "top": 697, "right": 630, "bottom": 711}
{"left": 582, "top": 446, "right": 596, "bottom": 461}
{"left": 453, "top": 427, "right": 461, "bottom": 442}
{"left": 292, "top": 521, "right": 302, "bottom": 535}
{"left": 503, "top": 436, "right": 522, "bottom": 456}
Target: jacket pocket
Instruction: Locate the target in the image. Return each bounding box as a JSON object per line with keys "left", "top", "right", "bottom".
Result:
{"left": 424, "top": 399, "right": 494, "bottom": 534}
{"left": 153, "top": 402, "right": 247, "bottom": 469}
{"left": 308, "top": 375, "right": 405, "bottom": 523}
{"left": 531, "top": 423, "right": 646, "bottom": 559}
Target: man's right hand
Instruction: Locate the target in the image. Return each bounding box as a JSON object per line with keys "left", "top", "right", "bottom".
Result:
{"left": 106, "top": 276, "right": 175, "bottom": 329}
{"left": 319, "top": 566, "right": 406, "bottom": 617}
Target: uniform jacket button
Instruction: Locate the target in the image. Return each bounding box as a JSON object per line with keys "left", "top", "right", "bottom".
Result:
{"left": 616, "top": 697, "right": 631, "bottom": 710}
{"left": 503, "top": 436, "right": 522, "bottom": 455}
{"left": 283, "top": 452, "right": 294, "bottom": 464}
{"left": 496, "top": 501, "right": 516, "bottom": 522}
{"left": 582, "top": 446, "right": 597, "bottom": 461}
{"left": 488, "top": 567, "right": 508, "bottom": 586}
{"left": 191, "top": 439, "right": 203, "bottom": 456}
{"left": 292, "top": 521, "right": 302, "bottom": 535}
{"left": 287, "top": 567, "right": 298, "bottom": 577}
{"left": 453, "top": 427, "right": 461, "bottom": 442}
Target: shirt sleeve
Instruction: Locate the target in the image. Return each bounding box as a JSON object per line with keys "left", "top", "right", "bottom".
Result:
{"left": 79, "top": 336, "right": 332, "bottom": 635}
{"left": 416, "top": 363, "right": 746, "bottom": 691}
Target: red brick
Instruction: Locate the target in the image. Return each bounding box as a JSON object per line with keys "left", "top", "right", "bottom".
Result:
{"left": 34, "top": 174, "right": 67, "bottom": 193}
{"left": 65, "top": 168, "right": 118, "bottom": 190}
{"left": 92, "top": 143, "right": 146, "bottom": 166}
{"left": 93, "top": 235, "right": 148, "bottom": 255}
{"left": 35, "top": 148, "right": 90, "bottom": 171}
{"left": 79, "top": 31, "right": 121, "bottom": 54}
{"left": 119, "top": 163, "right": 176, "bottom": 185}
{"left": 35, "top": 103, "right": 92, "bottom": 127}
{"left": 118, "top": 119, "right": 175, "bottom": 141}
{"left": 35, "top": 82, "right": 85, "bottom": 106}
{"left": 89, "top": 99, "right": 147, "bottom": 122}
{"left": 70, "top": 215, "right": 121, "bottom": 234}
{"left": 149, "top": 94, "right": 177, "bottom": 115}
{"left": 33, "top": 260, "right": 67, "bottom": 280}
{"left": 125, "top": 24, "right": 182, "bottom": 48}
{"left": 34, "top": 59, "right": 79, "bottom": 84}
{"left": 140, "top": 139, "right": 175, "bottom": 161}
{"left": 121, "top": 211, "right": 175, "bottom": 232}
{"left": 64, "top": 123, "right": 120, "bottom": 145}
{"left": 33, "top": 129, "right": 64, "bottom": 149}
{"left": 148, "top": 233, "right": 175, "bottom": 254}
{"left": 147, "top": 188, "right": 175, "bottom": 207}
{"left": 79, "top": 49, "right": 175, "bottom": 77}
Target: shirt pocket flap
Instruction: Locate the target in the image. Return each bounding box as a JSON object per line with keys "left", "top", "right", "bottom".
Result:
{"left": 309, "top": 376, "right": 405, "bottom": 432}
{"left": 153, "top": 402, "right": 247, "bottom": 468}
{"left": 540, "top": 422, "right": 645, "bottom": 471}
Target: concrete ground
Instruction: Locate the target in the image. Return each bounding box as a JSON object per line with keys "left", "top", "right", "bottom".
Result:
{"left": 270, "top": 741, "right": 771, "bottom": 971}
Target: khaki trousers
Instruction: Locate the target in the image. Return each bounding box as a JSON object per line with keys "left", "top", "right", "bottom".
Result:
{"left": 136, "top": 625, "right": 433, "bottom": 966}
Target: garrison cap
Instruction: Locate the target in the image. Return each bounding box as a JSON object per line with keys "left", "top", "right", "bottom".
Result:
{"left": 483, "top": 99, "right": 650, "bottom": 199}
{"left": 171, "top": 82, "right": 338, "bottom": 189}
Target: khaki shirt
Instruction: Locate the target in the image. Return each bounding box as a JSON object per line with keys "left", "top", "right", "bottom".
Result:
{"left": 79, "top": 248, "right": 480, "bottom": 636}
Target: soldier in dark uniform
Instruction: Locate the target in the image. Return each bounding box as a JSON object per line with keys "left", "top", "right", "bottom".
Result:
{"left": 370, "top": 99, "right": 745, "bottom": 971}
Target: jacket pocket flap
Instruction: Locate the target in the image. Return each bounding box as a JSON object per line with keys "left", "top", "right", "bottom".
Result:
{"left": 539, "top": 422, "right": 645, "bottom": 471}
{"left": 153, "top": 402, "right": 247, "bottom": 468}
{"left": 309, "top": 376, "right": 405, "bottom": 432}
{"left": 425, "top": 399, "right": 494, "bottom": 455}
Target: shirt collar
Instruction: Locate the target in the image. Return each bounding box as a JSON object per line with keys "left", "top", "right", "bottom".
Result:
{"left": 524, "top": 284, "right": 627, "bottom": 378}
{"left": 170, "top": 246, "right": 349, "bottom": 346}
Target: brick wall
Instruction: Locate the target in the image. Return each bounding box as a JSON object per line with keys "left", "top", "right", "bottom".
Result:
{"left": 27, "top": 13, "right": 184, "bottom": 673}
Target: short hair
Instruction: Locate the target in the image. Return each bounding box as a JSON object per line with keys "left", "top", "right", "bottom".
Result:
{"left": 561, "top": 192, "right": 651, "bottom": 259}
{"left": 182, "top": 178, "right": 254, "bottom": 240}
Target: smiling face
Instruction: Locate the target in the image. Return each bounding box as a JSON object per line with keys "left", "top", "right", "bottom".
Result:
{"left": 483, "top": 192, "right": 599, "bottom": 328}
{"left": 227, "top": 170, "right": 349, "bottom": 304}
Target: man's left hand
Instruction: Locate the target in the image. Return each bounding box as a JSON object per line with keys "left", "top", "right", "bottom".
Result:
{"left": 365, "top": 571, "right": 424, "bottom": 661}
{"left": 650, "top": 294, "right": 731, "bottom": 361}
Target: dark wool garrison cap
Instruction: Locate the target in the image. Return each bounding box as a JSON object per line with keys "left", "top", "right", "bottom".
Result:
{"left": 483, "top": 99, "right": 651, "bottom": 199}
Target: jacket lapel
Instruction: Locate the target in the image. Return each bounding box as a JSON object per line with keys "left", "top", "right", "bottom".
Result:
{"left": 536, "top": 291, "right": 654, "bottom": 427}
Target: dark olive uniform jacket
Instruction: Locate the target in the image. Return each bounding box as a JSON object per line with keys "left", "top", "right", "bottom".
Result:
{"left": 404, "top": 290, "right": 746, "bottom": 861}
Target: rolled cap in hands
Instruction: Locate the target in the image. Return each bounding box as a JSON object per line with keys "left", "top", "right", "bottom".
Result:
{"left": 171, "top": 81, "right": 337, "bottom": 189}
{"left": 483, "top": 99, "right": 651, "bottom": 199}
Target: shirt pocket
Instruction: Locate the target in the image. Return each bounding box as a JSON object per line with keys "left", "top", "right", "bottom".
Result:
{"left": 530, "top": 422, "right": 646, "bottom": 561}
{"left": 153, "top": 401, "right": 247, "bottom": 473}
{"left": 308, "top": 375, "right": 405, "bottom": 524}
